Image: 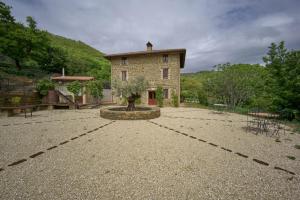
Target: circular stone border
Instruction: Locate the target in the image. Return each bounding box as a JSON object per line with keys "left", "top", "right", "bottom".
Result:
{"left": 100, "top": 106, "right": 160, "bottom": 120}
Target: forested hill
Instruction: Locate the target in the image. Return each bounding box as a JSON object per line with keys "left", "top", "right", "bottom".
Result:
{"left": 48, "top": 33, "right": 110, "bottom": 79}
{"left": 0, "top": 31, "right": 110, "bottom": 81}
{"left": 0, "top": 1, "right": 110, "bottom": 81}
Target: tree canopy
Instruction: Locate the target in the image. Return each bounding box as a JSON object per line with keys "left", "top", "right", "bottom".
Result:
{"left": 181, "top": 41, "right": 299, "bottom": 119}
{"left": 113, "top": 76, "right": 149, "bottom": 111}
{"left": 263, "top": 41, "right": 300, "bottom": 112}
{"left": 0, "top": 2, "right": 110, "bottom": 83}
{"left": 0, "top": 3, "right": 53, "bottom": 70}
{"left": 86, "top": 79, "right": 104, "bottom": 100}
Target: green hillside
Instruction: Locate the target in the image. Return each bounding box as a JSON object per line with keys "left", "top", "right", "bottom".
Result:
{"left": 48, "top": 33, "right": 110, "bottom": 79}
{"left": 0, "top": 32, "right": 110, "bottom": 81}
{"left": 0, "top": 0, "right": 111, "bottom": 93}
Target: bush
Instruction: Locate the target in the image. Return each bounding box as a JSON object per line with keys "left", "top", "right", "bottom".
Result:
{"left": 67, "top": 81, "right": 82, "bottom": 97}
{"left": 156, "top": 86, "right": 164, "bottom": 107}
{"left": 279, "top": 108, "right": 295, "bottom": 121}
{"left": 171, "top": 90, "right": 179, "bottom": 107}
{"left": 135, "top": 97, "right": 141, "bottom": 105}
{"left": 86, "top": 80, "right": 103, "bottom": 99}
{"left": 11, "top": 96, "right": 21, "bottom": 106}
{"left": 36, "top": 79, "right": 55, "bottom": 96}
{"left": 120, "top": 97, "right": 127, "bottom": 106}
{"left": 180, "top": 90, "right": 189, "bottom": 102}
{"left": 197, "top": 89, "right": 208, "bottom": 105}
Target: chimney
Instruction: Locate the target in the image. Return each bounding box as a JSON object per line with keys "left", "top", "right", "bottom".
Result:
{"left": 146, "top": 41, "right": 153, "bottom": 51}
{"left": 62, "top": 68, "right": 65, "bottom": 76}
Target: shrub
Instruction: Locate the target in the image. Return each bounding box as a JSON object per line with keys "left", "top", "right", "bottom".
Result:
{"left": 180, "top": 90, "right": 189, "bottom": 102}
{"left": 11, "top": 96, "right": 21, "bottom": 106}
{"left": 120, "top": 97, "right": 127, "bottom": 106}
{"left": 279, "top": 108, "right": 295, "bottom": 121}
{"left": 171, "top": 90, "right": 179, "bottom": 107}
{"left": 197, "top": 89, "right": 208, "bottom": 105}
{"left": 67, "top": 81, "right": 82, "bottom": 97}
{"left": 86, "top": 80, "right": 103, "bottom": 101}
{"left": 156, "top": 86, "right": 164, "bottom": 107}
{"left": 36, "top": 79, "right": 55, "bottom": 96}
{"left": 135, "top": 97, "right": 141, "bottom": 105}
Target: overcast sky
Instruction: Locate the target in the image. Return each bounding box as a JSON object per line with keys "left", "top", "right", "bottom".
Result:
{"left": 5, "top": 0, "right": 300, "bottom": 72}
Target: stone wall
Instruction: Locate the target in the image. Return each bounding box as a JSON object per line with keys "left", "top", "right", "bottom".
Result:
{"left": 111, "top": 53, "right": 181, "bottom": 105}
{"left": 100, "top": 106, "right": 160, "bottom": 120}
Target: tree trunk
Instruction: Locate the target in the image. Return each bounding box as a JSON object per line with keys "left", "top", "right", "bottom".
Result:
{"left": 126, "top": 94, "right": 140, "bottom": 111}
{"left": 15, "top": 59, "right": 21, "bottom": 70}
{"left": 127, "top": 96, "right": 135, "bottom": 111}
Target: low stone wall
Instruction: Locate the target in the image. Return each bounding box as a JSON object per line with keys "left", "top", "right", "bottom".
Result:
{"left": 100, "top": 106, "right": 160, "bottom": 120}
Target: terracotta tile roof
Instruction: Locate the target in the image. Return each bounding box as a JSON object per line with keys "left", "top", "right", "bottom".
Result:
{"left": 104, "top": 48, "right": 186, "bottom": 68}
{"left": 51, "top": 76, "right": 94, "bottom": 81}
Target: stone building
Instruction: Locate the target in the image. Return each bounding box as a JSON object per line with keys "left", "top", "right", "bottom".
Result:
{"left": 105, "top": 42, "right": 186, "bottom": 106}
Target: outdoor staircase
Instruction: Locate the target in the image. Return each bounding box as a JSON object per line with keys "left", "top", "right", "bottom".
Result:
{"left": 55, "top": 90, "right": 76, "bottom": 109}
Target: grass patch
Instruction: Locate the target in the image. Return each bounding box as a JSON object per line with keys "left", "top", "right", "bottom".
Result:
{"left": 287, "top": 156, "right": 296, "bottom": 160}
{"left": 294, "top": 145, "right": 300, "bottom": 149}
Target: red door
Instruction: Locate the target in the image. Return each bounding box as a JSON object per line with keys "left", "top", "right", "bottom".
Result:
{"left": 148, "top": 91, "right": 156, "bottom": 105}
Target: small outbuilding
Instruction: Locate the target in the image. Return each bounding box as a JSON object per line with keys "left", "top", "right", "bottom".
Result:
{"left": 51, "top": 75, "right": 94, "bottom": 105}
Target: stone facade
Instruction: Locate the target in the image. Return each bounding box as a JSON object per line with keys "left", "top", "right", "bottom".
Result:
{"left": 106, "top": 43, "right": 186, "bottom": 106}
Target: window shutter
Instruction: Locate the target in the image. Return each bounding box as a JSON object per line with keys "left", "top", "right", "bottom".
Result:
{"left": 162, "top": 68, "right": 169, "bottom": 80}
{"left": 163, "top": 88, "right": 169, "bottom": 99}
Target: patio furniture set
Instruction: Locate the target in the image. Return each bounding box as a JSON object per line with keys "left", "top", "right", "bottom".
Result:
{"left": 246, "top": 109, "right": 285, "bottom": 137}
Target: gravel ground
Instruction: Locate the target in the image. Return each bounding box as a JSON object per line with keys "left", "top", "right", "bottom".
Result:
{"left": 0, "top": 107, "right": 299, "bottom": 199}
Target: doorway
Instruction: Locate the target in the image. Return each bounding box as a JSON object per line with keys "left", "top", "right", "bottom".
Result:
{"left": 148, "top": 91, "right": 156, "bottom": 105}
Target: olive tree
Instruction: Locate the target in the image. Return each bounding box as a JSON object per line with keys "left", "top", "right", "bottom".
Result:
{"left": 113, "top": 76, "right": 148, "bottom": 111}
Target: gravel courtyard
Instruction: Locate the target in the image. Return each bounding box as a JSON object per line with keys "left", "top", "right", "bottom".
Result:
{"left": 0, "top": 107, "right": 300, "bottom": 199}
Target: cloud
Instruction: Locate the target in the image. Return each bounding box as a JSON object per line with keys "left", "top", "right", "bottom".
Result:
{"left": 5, "top": 0, "right": 300, "bottom": 72}
{"left": 256, "top": 14, "right": 294, "bottom": 27}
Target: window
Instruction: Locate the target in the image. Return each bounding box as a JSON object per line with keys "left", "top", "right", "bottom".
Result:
{"left": 121, "top": 57, "right": 128, "bottom": 65}
{"left": 163, "top": 54, "right": 168, "bottom": 63}
{"left": 121, "top": 71, "right": 127, "bottom": 81}
{"left": 163, "top": 68, "right": 169, "bottom": 79}
{"left": 163, "top": 89, "right": 168, "bottom": 99}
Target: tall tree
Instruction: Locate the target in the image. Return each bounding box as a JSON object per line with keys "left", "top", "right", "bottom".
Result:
{"left": 26, "top": 16, "right": 37, "bottom": 30}
{"left": 40, "top": 46, "right": 68, "bottom": 73}
{"left": 0, "top": 2, "right": 14, "bottom": 23}
{"left": 263, "top": 41, "right": 300, "bottom": 112}
{"left": 0, "top": 2, "right": 51, "bottom": 70}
